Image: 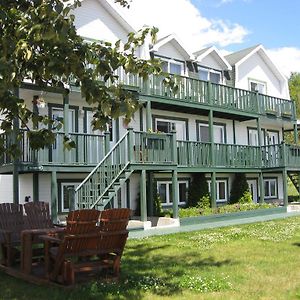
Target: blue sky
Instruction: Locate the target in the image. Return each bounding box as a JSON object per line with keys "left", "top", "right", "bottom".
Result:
{"left": 192, "top": 0, "right": 300, "bottom": 52}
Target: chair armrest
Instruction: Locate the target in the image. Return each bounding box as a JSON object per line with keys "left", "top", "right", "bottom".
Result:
{"left": 39, "top": 235, "right": 62, "bottom": 244}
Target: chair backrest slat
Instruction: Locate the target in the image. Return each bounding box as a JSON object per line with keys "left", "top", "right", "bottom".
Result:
{"left": 24, "top": 202, "right": 52, "bottom": 229}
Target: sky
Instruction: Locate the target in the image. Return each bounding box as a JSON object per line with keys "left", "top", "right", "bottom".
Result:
{"left": 113, "top": 0, "right": 300, "bottom": 78}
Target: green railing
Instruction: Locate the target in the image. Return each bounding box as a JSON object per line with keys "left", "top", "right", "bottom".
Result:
{"left": 75, "top": 131, "right": 129, "bottom": 209}
{"left": 111, "top": 69, "right": 295, "bottom": 119}
{"left": 177, "top": 141, "right": 211, "bottom": 166}
{"left": 133, "top": 131, "right": 173, "bottom": 164}
{"left": 285, "top": 144, "right": 300, "bottom": 167}
{"left": 0, "top": 131, "right": 106, "bottom": 166}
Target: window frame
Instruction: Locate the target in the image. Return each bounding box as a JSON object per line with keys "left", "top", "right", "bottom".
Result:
{"left": 264, "top": 178, "right": 278, "bottom": 199}
{"left": 198, "top": 66, "right": 222, "bottom": 84}
{"left": 156, "top": 179, "right": 189, "bottom": 206}
{"left": 248, "top": 78, "right": 267, "bottom": 94}
{"left": 196, "top": 121, "right": 226, "bottom": 144}
{"left": 160, "top": 58, "right": 185, "bottom": 76}
{"left": 58, "top": 180, "right": 81, "bottom": 213}
{"left": 208, "top": 178, "right": 228, "bottom": 203}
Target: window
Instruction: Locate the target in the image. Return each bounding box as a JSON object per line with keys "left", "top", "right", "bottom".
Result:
{"left": 248, "top": 128, "right": 259, "bottom": 146}
{"left": 157, "top": 180, "right": 188, "bottom": 206}
{"left": 208, "top": 179, "right": 228, "bottom": 203}
{"left": 155, "top": 118, "right": 187, "bottom": 140}
{"left": 60, "top": 182, "right": 80, "bottom": 212}
{"left": 52, "top": 106, "right": 76, "bottom": 133}
{"left": 199, "top": 67, "right": 222, "bottom": 84}
{"left": 161, "top": 59, "right": 184, "bottom": 75}
{"left": 198, "top": 123, "right": 225, "bottom": 144}
{"left": 249, "top": 80, "right": 266, "bottom": 94}
{"left": 85, "top": 110, "right": 113, "bottom": 141}
{"left": 264, "top": 178, "right": 277, "bottom": 199}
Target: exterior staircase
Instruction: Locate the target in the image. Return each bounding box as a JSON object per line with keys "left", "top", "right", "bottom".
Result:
{"left": 288, "top": 171, "right": 300, "bottom": 195}
{"left": 75, "top": 131, "right": 132, "bottom": 210}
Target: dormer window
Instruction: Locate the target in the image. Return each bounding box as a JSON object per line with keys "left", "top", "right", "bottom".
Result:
{"left": 249, "top": 79, "right": 266, "bottom": 94}
{"left": 161, "top": 59, "right": 184, "bottom": 76}
{"left": 199, "top": 67, "right": 221, "bottom": 84}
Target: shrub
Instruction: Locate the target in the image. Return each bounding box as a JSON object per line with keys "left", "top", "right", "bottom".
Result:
{"left": 198, "top": 195, "right": 211, "bottom": 210}
{"left": 238, "top": 191, "right": 253, "bottom": 204}
{"left": 188, "top": 173, "right": 210, "bottom": 207}
{"left": 230, "top": 173, "right": 249, "bottom": 204}
{"left": 153, "top": 192, "right": 163, "bottom": 217}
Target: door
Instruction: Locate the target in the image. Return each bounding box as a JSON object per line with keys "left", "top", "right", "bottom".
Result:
{"left": 247, "top": 179, "right": 258, "bottom": 203}
{"left": 266, "top": 131, "right": 279, "bottom": 166}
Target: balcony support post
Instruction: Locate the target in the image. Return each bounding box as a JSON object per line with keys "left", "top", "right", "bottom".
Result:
{"left": 127, "top": 127, "right": 134, "bottom": 162}
{"left": 140, "top": 169, "right": 147, "bottom": 222}
{"left": 147, "top": 171, "right": 154, "bottom": 217}
{"left": 171, "top": 130, "right": 178, "bottom": 163}
{"left": 256, "top": 118, "right": 262, "bottom": 168}
{"left": 209, "top": 110, "right": 215, "bottom": 166}
{"left": 282, "top": 169, "right": 288, "bottom": 206}
{"left": 293, "top": 122, "right": 298, "bottom": 144}
{"left": 259, "top": 172, "right": 264, "bottom": 203}
{"left": 211, "top": 172, "right": 217, "bottom": 208}
{"left": 32, "top": 173, "right": 39, "bottom": 202}
{"left": 63, "top": 94, "right": 70, "bottom": 163}
{"left": 12, "top": 88, "right": 20, "bottom": 205}
{"left": 172, "top": 169, "right": 179, "bottom": 219}
{"left": 145, "top": 101, "right": 152, "bottom": 131}
{"left": 104, "top": 131, "right": 110, "bottom": 155}
{"left": 51, "top": 171, "right": 58, "bottom": 222}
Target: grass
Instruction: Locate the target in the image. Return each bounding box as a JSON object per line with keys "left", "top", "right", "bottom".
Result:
{"left": 1, "top": 216, "right": 300, "bottom": 299}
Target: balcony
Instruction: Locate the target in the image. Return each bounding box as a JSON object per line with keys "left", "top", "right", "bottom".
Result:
{"left": 1, "top": 131, "right": 300, "bottom": 172}
{"left": 112, "top": 69, "right": 296, "bottom": 120}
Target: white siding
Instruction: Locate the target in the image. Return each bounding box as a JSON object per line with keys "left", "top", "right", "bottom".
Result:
{"left": 0, "top": 175, "right": 13, "bottom": 203}
{"left": 236, "top": 53, "right": 284, "bottom": 98}
{"left": 73, "top": 0, "right": 129, "bottom": 43}
{"left": 200, "top": 53, "right": 224, "bottom": 71}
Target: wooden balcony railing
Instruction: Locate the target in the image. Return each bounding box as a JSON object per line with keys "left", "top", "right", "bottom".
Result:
{"left": 2, "top": 130, "right": 300, "bottom": 170}
{"left": 109, "top": 69, "right": 296, "bottom": 119}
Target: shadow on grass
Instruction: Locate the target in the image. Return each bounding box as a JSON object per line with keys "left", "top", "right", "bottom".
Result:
{"left": 0, "top": 242, "right": 235, "bottom": 300}
{"left": 292, "top": 242, "right": 300, "bottom": 247}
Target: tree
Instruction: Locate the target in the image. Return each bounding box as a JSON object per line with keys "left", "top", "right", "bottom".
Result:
{"left": 187, "top": 173, "right": 210, "bottom": 207}
{"left": 0, "top": 0, "right": 173, "bottom": 157}
{"left": 229, "top": 173, "right": 249, "bottom": 204}
{"left": 289, "top": 72, "right": 300, "bottom": 118}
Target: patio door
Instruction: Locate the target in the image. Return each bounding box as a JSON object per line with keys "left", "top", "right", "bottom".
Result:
{"left": 247, "top": 179, "right": 258, "bottom": 203}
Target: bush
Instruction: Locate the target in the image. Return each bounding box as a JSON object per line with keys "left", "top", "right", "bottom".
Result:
{"left": 230, "top": 173, "right": 249, "bottom": 204}
{"left": 188, "top": 173, "right": 210, "bottom": 207}
{"left": 238, "top": 191, "right": 253, "bottom": 204}
{"left": 178, "top": 202, "right": 278, "bottom": 218}
{"left": 198, "top": 195, "right": 211, "bottom": 211}
{"left": 153, "top": 192, "right": 163, "bottom": 217}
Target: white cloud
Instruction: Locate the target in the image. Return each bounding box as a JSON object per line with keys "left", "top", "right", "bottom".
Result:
{"left": 267, "top": 47, "right": 300, "bottom": 78}
{"left": 111, "top": 0, "right": 249, "bottom": 52}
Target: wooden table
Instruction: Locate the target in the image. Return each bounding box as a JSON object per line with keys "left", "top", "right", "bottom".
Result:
{"left": 21, "top": 227, "right": 65, "bottom": 275}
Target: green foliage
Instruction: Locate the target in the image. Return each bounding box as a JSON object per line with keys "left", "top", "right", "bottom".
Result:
{"left": 198, "top": 195, "right": 211, "bottom": 210}
{"left": 0, "top": 0, "right": 173, "bottom": 157}
{"left": 230, "top": 173, "right": 249, "bottom": 204}
{"left": 289, "top": 72, "right": 300, "bottom": 118}
{"left": 238, "top": 190, "right": 253, "bottom": 204}
{"left": 188, "top": 173, "right": 210, "bottom": 207}
{"left": 178, "top": 202, "right": 277, "bottom": 218}
{"left": 153, "top": 192, "right": 163, "bottom": 217}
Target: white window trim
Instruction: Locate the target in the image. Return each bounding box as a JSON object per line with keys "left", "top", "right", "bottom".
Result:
{"left": 208, "top": 179, "right": 228, "bottom": 203}
{"left": 249, "top": 79, "right": 267, "bottom": 94}
{"left": 61, "top": 182, "right": 80, "bottom": 212}
{"left": 157, "top": 180, "right": 188, "bottom": 206}
{"left": 155, "top": 118, "right": 187, "bottom": 140}
{"left": 198, "top": 122, "right": 225, "bottom": 144}
{"left": 198, "top": 67, "right": 222, "bottom": 84}
{"left": 161, "top": 58, "right": 184, "bottom": 76}
{"left": 264, "top": 178, "right": 277, "bottom": 199}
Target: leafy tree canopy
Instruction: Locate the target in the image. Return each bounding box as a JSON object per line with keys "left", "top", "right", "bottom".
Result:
{"left": 0, "top": 0, "right": 171, "bottom": 156}
{"left": 289, "top": 72, "right": 300, "bottom": 118}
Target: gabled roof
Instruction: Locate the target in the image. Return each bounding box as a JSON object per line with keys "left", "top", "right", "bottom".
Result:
{"left": 225, "top": 44, "right": 286, "bottom": 82}
{"left": 150, "top": 34, "right": 193, "bottom": 61}
{"left": 193, "top": 46, "right": 232, "bottom": 70}
{"left": 225, "top": 45, "right": 259, "bottom": 66}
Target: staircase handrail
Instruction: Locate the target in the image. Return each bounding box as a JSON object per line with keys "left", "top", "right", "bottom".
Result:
{"left": 75, "top": 131, "right": 129, "bottom": 193}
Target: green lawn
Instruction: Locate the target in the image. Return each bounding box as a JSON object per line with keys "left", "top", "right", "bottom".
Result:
{"left": 1, "top": 217, "right": 300, "bottom": 300}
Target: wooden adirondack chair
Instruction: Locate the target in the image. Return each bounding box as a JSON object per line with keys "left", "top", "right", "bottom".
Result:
{"left": 43, "top": 209, "right": 101, "bottom": 284}
{"left": 24, "top": 201, "right": 53, "bottom": 229}
{"left": 98, "top": 208, "right": 131, "bottom": 231}
{"left": 0, "top": 203, "right": 25, "bottom": 267}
